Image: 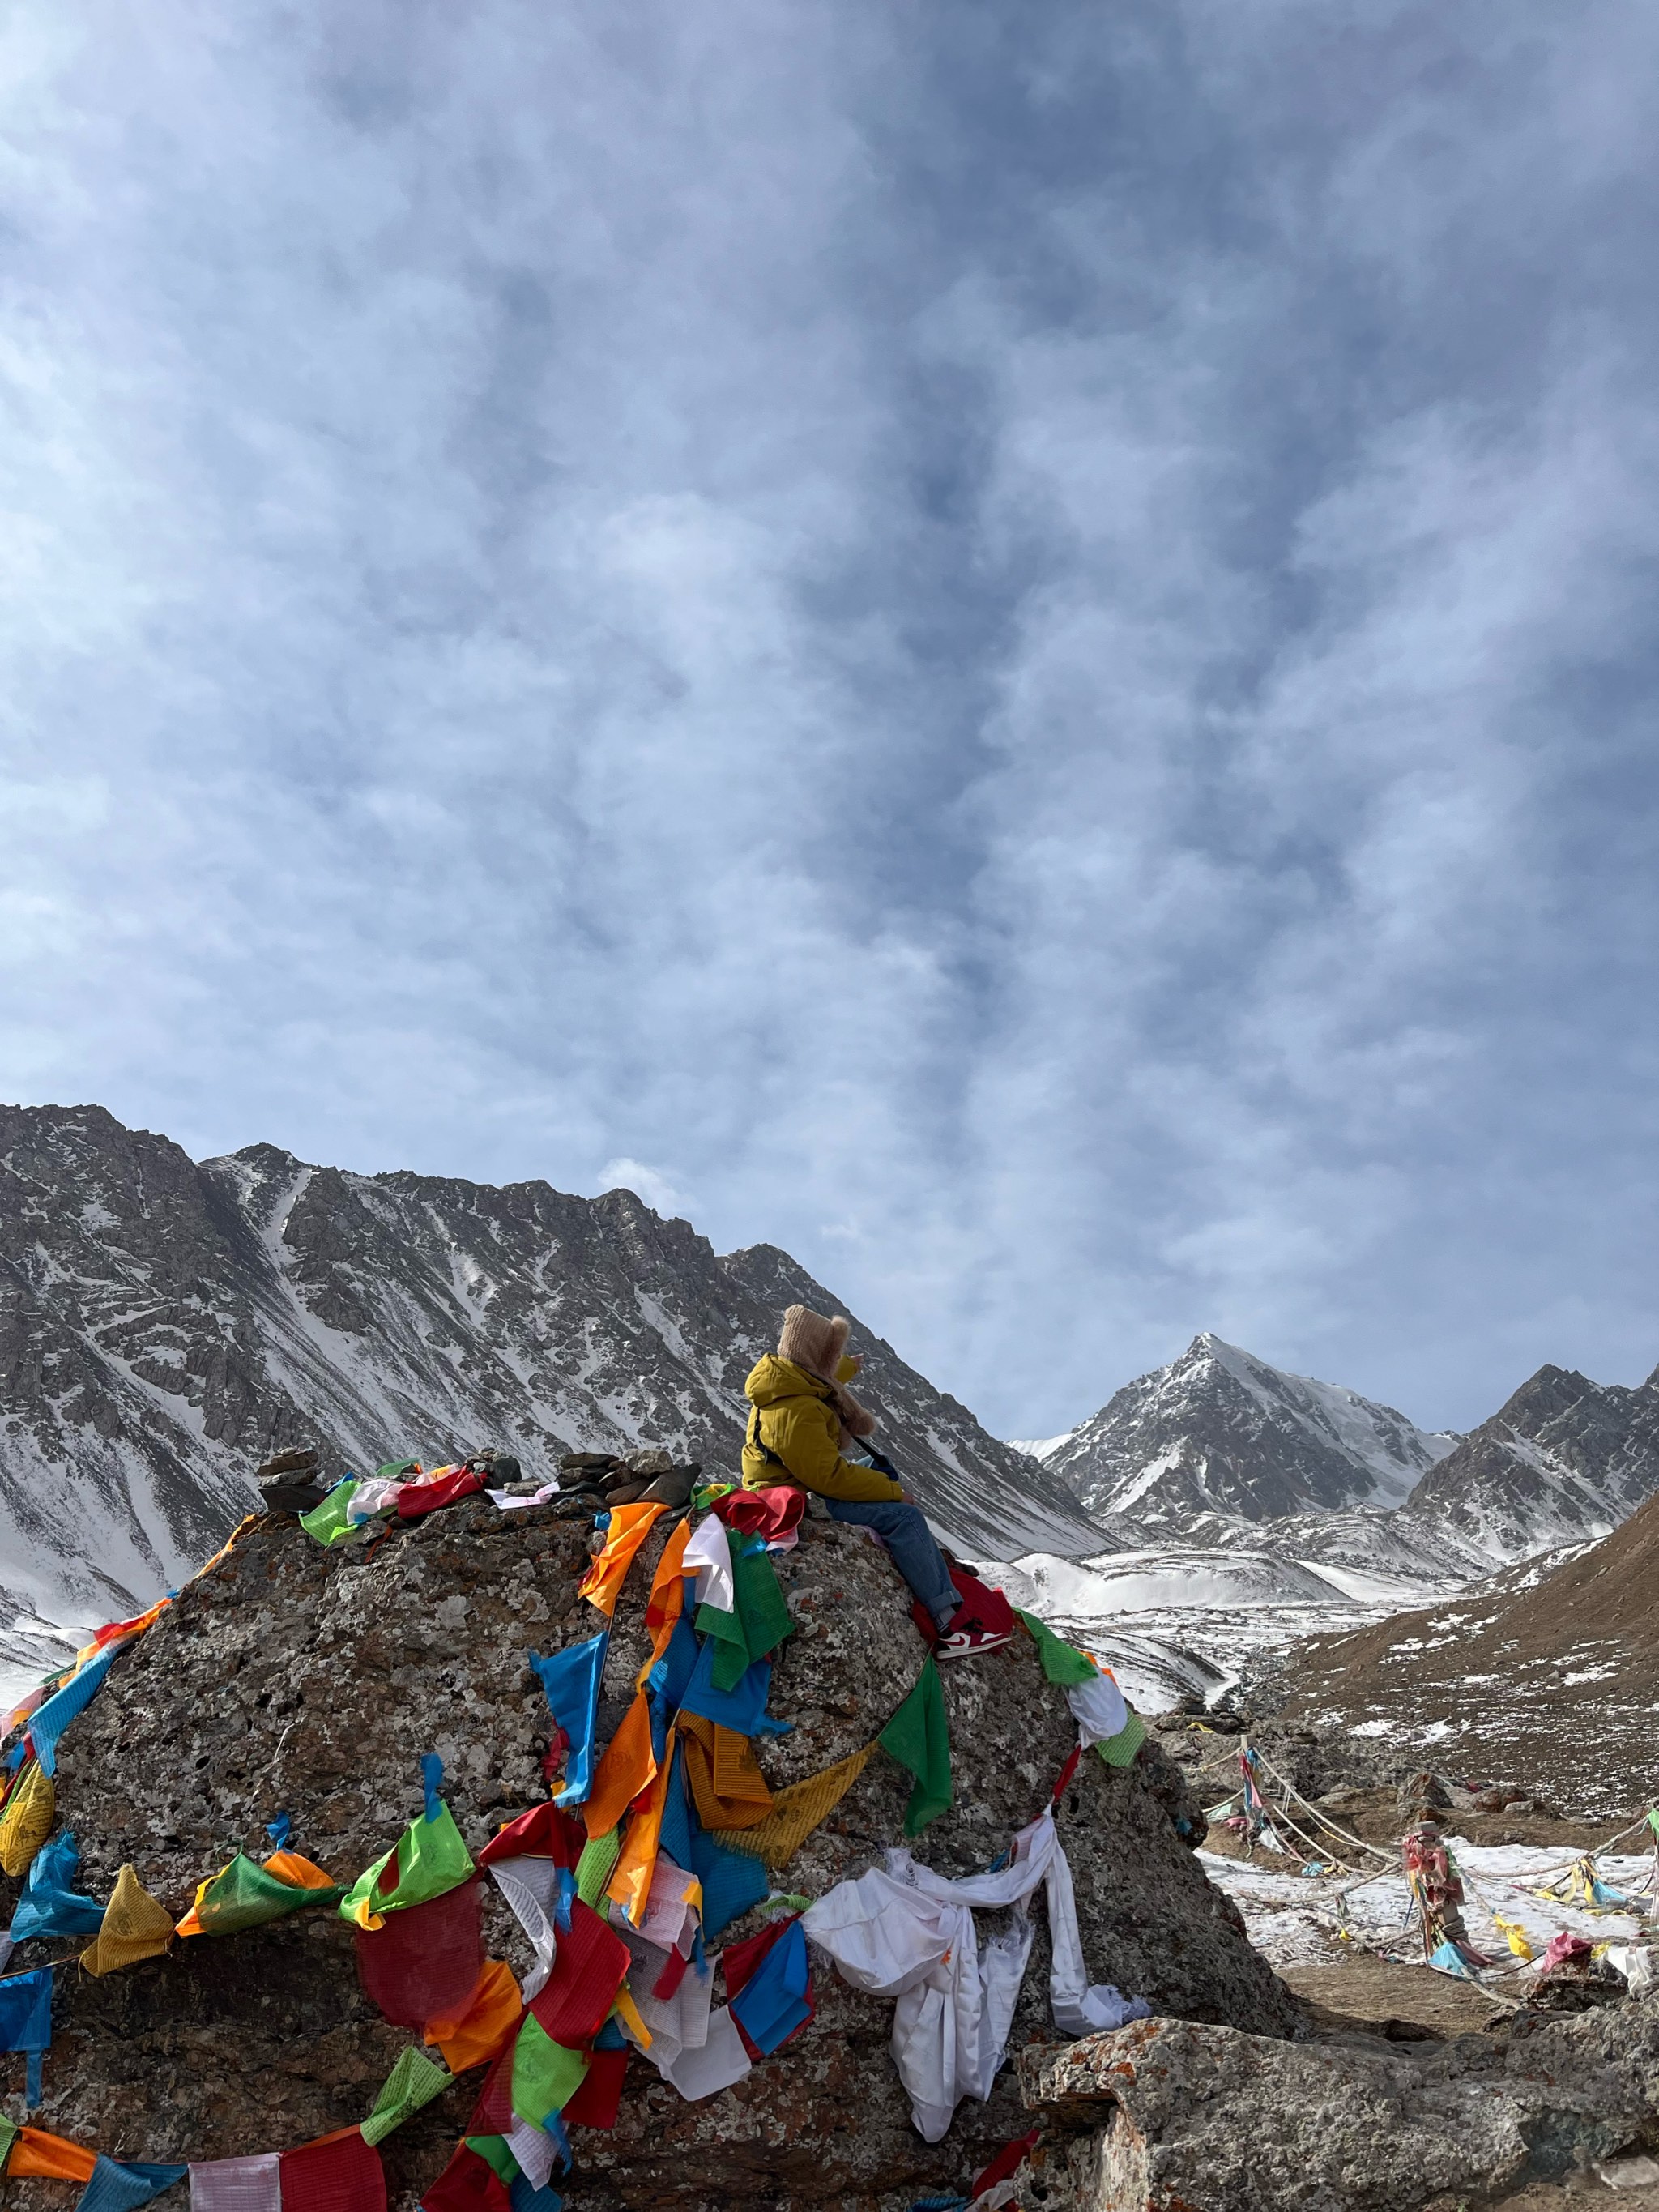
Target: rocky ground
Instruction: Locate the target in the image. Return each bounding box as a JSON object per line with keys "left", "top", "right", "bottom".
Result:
{"left": 1, "top": 1494, "right": 1293, "bottom": 2212}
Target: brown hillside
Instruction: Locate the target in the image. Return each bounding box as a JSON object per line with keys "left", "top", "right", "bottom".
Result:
{"left": 1268, "top": 1488, "right": 1659, "bottom": 1818}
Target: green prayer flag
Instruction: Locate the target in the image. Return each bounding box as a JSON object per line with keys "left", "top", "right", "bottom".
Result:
{"left": 1648, "top": 1807, "right": 1659, "bottom": 1840}
{"left": 298, "top": 1481, "right": 363, "bottom": 1547}
{"left": 697, "top": 1544, "right": 795, "bottom": 1693}
{"left": 878, "top": 1657, "right": 953, "bottom": 1837}
{"left": 693, "top": 1591, "right": 750, "bottom": 1687}
{"left": 1094, "top": 1710, "right": 1147, "bottom": 1769}
{"left": 1013, "top": 1609, "right": 1098, "bottom": 1688}
{"left": 362, "top": 2046, "right": 452, "bottom": 2146}
{"left": 0, "top": 2114, "right": 18, "bottom": 2173}
{"left": 510, "top": 2013, "right": 588, "bottom": 2129}
{"left": 377, "top": 1460, "right": 420, "bottom": 1480}
{"left": 196, "top": 1852, "right": 343, "bottom": 1935}
{"left": 732, "top": 1543, "right": 792, "bottom": 1657}
{"left": 339, "top": 1801, "right": 475, "bottom": 1924}
{"left": 575, "top": 1826, "right": 621, "bottom": 1908}
{"left": 463, "top": 2138, "right": 521, "bottom": 2186}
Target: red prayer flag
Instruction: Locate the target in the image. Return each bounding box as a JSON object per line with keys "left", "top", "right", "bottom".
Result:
{"left": 476, "top": 1802, "right": 585, "bottom": 1870}
{"left": 650, "top": 1946, "right": 690, "bottom": 2001}
{"left": 467, "top": 2045, "right": 518, "bottom": 2137}
{"left": 279, "top": 2129, "right": 386, "bottom": 2212}
{"left": 397, "top": 1468, "right": 486, "bottom": 1519}
{"left": 971, "top": 2128, "right": 1041, "bottom": 2200}
{"left": 525, "top": 1899, "right": 630, "bottom": 2048}
{"left": 712, "top": 1488, "right": 805, "bottom": 1543}
{"left": 561, "top": 2047, "right": 628, "bottom": 2131}
{"left": 418, "top": 2145, "right": 512, "bottom": 2212}
{"left": 354, "top": 1877, "right": 483, "bottom": 2027}
{"left": 1050, "top": 1744, "right": 1083, "bottom": 1804}
{"left": 720, "top": 1912, "right": 793, "bottom": 2000}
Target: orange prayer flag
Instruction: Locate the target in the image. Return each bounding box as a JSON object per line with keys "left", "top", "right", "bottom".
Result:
{"left": 426, "top": 1956, "right": 524, "bottom": 2073}
{"left": 643, "top": 1519, "right": 691, "bottom": 1641}
{"left": 262, "top": 1851, "right": 338, "bottom": 1892}
{"left": 576, "top": 1503, "right": 667, "bottom": 1617}
{"left": 582, "top": 1690, "right": 657, "bottom": 1839}
{"left": 192, "top": 1515, "right": 262, "bottom": 1584}
{"left": 75, "top": 1595, "right": 171, "bottom": 1668}
{"left": 10, "top": 2129, "right": 98, "bottom": 2182}
{"left": 605, "top": 1729, "right": 676, "bottom": 1928}
{"left": 677, "top": 1712, "right": 774, "bottom": 1830}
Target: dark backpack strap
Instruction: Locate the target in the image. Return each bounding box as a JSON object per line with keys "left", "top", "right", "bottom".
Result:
{"left": 747, "top": 1403, "right": 795, "bottom": 1476}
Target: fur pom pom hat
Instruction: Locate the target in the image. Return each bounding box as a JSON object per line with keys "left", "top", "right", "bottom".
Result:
{"left": 777, "top": 1303, "right": 877, "bottom": 1445}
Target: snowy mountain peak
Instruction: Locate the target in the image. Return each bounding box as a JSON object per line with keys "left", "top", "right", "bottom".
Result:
{"left": 1031, "top": 1334, "right": 1459, "bottom": 1534}
{"left": 1401, "top": 1361, "right": 1659, "bottom": 1564}
{"left": 0, "top": 1102, "right": 1106, "bottom": 1693}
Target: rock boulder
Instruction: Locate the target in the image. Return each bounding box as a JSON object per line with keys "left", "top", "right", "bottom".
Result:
{"left": 5, "top": 1497, "right": 1297, "bottom": 2209}
{"left": 1017, "top": 2002, "right": 1659, "bottom": 2211}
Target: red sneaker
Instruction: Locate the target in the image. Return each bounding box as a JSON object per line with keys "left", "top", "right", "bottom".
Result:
{"left": 936, "top": 1623, "right": 1013, "bottom": 1661}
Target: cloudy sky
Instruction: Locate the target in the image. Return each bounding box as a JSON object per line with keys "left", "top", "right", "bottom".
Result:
{"left": 4, "top": 2, "right": 1657, "bottom": 1441}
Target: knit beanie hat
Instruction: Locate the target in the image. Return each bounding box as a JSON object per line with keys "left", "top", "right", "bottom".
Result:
{"left": 776, "top": 1305, "right": 877, "bottom": 1443}
{"left": 778, "top": 1305, "right": 849, "bottom": 1383}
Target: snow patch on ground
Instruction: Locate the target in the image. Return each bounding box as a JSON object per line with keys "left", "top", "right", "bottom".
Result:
{"left": 991, "top": 1543, "right": 1453, "bottom": 1710}
{"left": 1201, "top": 1841, "right": 1657, "bottom": 1969}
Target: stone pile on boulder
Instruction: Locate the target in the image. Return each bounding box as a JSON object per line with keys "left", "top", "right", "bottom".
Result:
{"left": 2, "top": 1492, "right": 1296, "bottom": 2211}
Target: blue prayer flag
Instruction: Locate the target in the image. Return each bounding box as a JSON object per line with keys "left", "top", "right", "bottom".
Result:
{"left": 528, "top": 1635, "right": 608, "bottom": 1808}
{"left": 728, "top": 1920, "right": 811, "bottom": 2054}
{"left": 656, "top": 1744, "right": 769, "bottom": 1936}
{"left": 0, "top": 1965, "right": 53, "bottom": 2108}
{"left": 9, "top": 1833, "right": 103, "bottom": 1943}
{"left": 675, "top": 1642, "right": 791, "bottom": 1738}
{"left": 30, "top": 1648, "right": 118, "bottom": 1777}
{"left": 75, "top": 2158, "right": 188, "bottom": 2212}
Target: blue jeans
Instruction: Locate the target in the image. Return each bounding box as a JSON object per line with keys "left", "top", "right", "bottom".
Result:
{"left": 825, "top": 1498, "right": 959, "bottom": 1629}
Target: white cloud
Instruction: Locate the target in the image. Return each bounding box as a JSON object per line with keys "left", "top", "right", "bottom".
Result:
{"left": 598, "top": 1158, "right": 688, "bottom": 1218}
{"left": 1, "top": 0, "right": 1656, "bottom": 1441}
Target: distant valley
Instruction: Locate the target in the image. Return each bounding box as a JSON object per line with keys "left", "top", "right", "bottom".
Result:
{"left": 1004, "top": 1332, "right": 1659, "bottom": 1710}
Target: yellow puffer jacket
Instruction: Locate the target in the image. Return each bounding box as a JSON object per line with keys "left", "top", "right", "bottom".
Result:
{"left": 741, "top": 1355, "right": 902, "bottom": 1502}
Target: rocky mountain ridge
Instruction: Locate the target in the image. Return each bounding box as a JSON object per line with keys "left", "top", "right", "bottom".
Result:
{"left": 1021, "top": 1332, "right": 1659, "bottom": 1574}
{"left": 1399, "top": 1360, "right": 1659, "bottom": 1565}
{"left": 1029, "top": 1334, "right": 1457, "bottom": 1535}
{"left": 0, "top": 1102, "right": 1102, "bottom": 1683}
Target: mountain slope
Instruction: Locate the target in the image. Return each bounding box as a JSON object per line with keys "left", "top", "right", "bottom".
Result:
{"left": 1030, "top": 1333, "right": 1458, "bottom": 1535}
{"left": 1270, "top": 1486, "right": 1659, "bottom": 1814}
{"left": 0, "top": 1104, "right": 1102, "bottom": 1676}
{"left": 1399, "top": 1361, "right": 1659, "bottom": 1565}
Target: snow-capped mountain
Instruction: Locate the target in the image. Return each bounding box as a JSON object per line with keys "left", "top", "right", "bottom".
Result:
{"left": 1026, "top": 1333, "right": 1459, "bottom": 1535}
{"left": 1006, "top": 1433, "right": 1071, "bottom": 1463}
{"left": 1400, "top": 1360, "right": 1659, "bottom": 1565}
{"left": 0, "top": 1103, "right": 1104, "bottom": 1682}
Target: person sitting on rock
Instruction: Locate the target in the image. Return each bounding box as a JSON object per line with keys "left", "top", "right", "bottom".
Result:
{"left": 742, "top": 1304, "right": 1010, "bottom": 1659}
